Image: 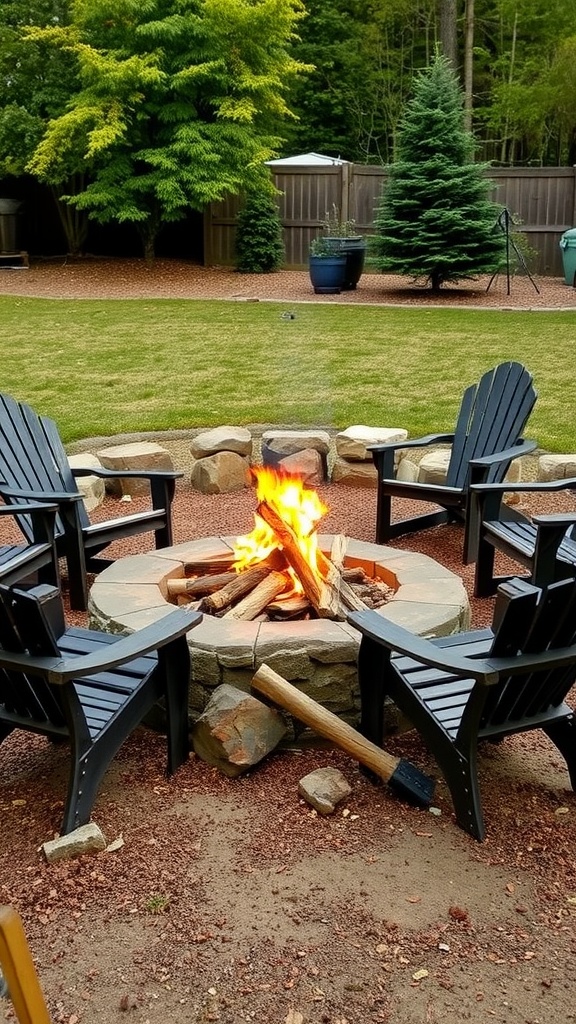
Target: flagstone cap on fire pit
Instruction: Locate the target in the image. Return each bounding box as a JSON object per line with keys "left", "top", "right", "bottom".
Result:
{"left": 88, "top": 537, "right": 469, "bottom": 726}
{"left": 89, "top": 536, "right": 470, "bottom": 645}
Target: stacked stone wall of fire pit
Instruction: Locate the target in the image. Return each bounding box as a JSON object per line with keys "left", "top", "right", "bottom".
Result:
{"left": 88, "top": 536, "right": 471, "bottom": 741}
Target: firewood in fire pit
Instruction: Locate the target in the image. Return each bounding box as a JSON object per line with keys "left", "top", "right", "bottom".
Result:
{"left": 266, "top": 595, "right": 311, "bottom": 620}
{"left": 167, "top": 571, "right": 237, "bottom": 598}
{"left": 199, "top": 564, "right": 272, "bottom": 614}
{"left": 223, "top": 570, "right": 289, "bottom": 620}
{"left": 183, "top": 555, "right": 235, "bottom": 576}
{"left": 257, "top": 500, "right": 345, "bottom": 619}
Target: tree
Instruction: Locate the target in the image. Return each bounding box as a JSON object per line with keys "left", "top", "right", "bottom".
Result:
{"left": 235, "top": 182, "right": 285, "bottom": 273}
{"left": 285, "top": 0, "right": 436, "bottom": 164}
{"left": 372, "top": 52, "right": 504, "bottom": 291}
{"left": 25, "top": 0, "right": 308, "bottom": 260}
{"left": 0, "top": 0, "right": 89, "bottom": 253}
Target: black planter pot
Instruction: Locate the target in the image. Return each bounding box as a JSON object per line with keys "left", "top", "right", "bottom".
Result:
{"left": 308, "top": 254, "right": 347, "bottom": 294}
{"left": 324, "top": 236, "right": 367, "bottom": 290}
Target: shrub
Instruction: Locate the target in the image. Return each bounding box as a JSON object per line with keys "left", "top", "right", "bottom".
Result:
{"left": 235, "top": 189, "right": 285, "bottom": 273}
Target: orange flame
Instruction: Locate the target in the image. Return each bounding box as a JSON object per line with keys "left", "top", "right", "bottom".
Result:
{"left": 232, "top": 466, "right": 328, "bottom": 593}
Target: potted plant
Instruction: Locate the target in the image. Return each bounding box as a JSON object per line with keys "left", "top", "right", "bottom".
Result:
{"left": 308, "top": 235, "right": 347, "bottom": 294}
{"left": 319, "top": 205, "right": 367, "bottom": 290}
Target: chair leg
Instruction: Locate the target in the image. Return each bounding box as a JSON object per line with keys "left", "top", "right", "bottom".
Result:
{"left": 159, "top": 636, "right": 190, "bottom": 774}
{"left": 425, "top": 739, "right": 486, "bottom": 841}
{"left": 375, "top": 490, "right": 393, "bottom": 544}
{"left": 474, "top": 534, "right": 498, "bottom": 598}
{"left": 59, "top": 515, "right": 89, "bottom": 611}
{"left": 543, "top": 718, "right": 576, "bottom": 790}
{"left": 60, "top": 751, "right": 99, "bottom": 834}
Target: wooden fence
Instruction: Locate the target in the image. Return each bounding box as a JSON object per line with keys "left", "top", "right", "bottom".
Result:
{"left": 205, "top": 164, "right": 576, "bottom": 277}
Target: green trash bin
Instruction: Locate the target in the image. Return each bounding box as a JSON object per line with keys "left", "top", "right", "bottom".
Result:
{"left": 559, "top": 228, "right": 576, "bottom": 286}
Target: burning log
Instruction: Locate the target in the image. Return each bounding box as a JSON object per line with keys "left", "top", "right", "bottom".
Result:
{"left": 199, "top": 564, "right": 273, "bottom": 614}
{"left": 316, "top": 549, "right": 370, "bottom": 614}
{"left": 330, "top": 534, "right": 348, "bottom": 570}
{"left": 266, "top": 594, "right": 311, "bottom": 619}
{"left": 257, "top": 500, "right": 346, "bottom": 619}
{"left": 224, "top": 570, "right": 289, "bottom": 620}
{"left": 251, "top": 664, "right": 435, "bottom": 808}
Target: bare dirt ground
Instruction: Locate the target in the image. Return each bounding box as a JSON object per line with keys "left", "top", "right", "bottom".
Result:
{"left": 0, "top": 259, "right": 575, "bottom": 1024}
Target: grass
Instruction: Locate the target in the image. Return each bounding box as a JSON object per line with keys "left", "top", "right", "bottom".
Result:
{"left": 1, "top": 295, "right": 573, "bottom": 451}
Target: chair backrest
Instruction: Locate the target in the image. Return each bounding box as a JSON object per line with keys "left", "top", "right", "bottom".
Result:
{"left": 445, "top": 362, "right": 536, "bottom": 488}
{"left": 0, "top": 393, "right": 89, "bottom": 544}
{"left": 478, "top": 576, "right": 576, "bottom": 732}
{"left": 0, "top": 584, "right": 67, "bottom": 730}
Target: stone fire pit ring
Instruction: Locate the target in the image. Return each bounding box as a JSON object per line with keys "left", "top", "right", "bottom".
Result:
{"left": 89, "top": 536, "right": 470, "bottom": 732}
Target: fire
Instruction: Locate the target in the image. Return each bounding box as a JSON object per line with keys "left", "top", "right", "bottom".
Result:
{"left": 232, "top": 466, "right": 328, "bottom": 593}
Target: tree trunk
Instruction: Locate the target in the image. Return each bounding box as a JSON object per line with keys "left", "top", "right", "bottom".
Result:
{"left": 463, "top": 0, "right": 475, "bottom": 131}
{"left": 439, "top": 0, "right": 458, "bottom": 69}
{"left": 51, "top": 177, "right": 89, "bottom": 256}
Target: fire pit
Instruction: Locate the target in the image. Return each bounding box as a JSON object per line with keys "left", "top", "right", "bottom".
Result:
{"left": 89, "top": 544, "right": 470, "bottom": 734}
{"left": 89, "top": 467, "right": 469, "bottom": 733}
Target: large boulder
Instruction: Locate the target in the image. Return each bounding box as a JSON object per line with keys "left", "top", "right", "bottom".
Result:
{"left": 191, "top": 684, "right": 286, "bottom": 777}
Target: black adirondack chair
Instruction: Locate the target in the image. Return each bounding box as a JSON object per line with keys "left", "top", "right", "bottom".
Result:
{"left": 470, "top": 477, "right": 576, "bottom": 597}
{"left": 0, "top": 581, "right": 200, "bottom": 835}
{"left": 0, "top": 393, "right": 182, "bottom": 610}
{"left": 368, "top": 362, "right": 537, "bottom": 560}
{"left": 349, "top": 576, "right": 576, "bottom": 841}
{"left": 0, "top": 503, "right": 59, "bottom": 589}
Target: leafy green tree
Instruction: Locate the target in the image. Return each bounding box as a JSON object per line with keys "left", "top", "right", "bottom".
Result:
{"left": 26, "top": 0, "right": 308, "bottom": 259}
{"left": 372, "top": 52, "right": 504, "bottom": 291}
{"left": 235, "top": 183, "right": 285, "bottom": 273}
{"left": 285, "top": 0, "right": 435, "bottom": 163}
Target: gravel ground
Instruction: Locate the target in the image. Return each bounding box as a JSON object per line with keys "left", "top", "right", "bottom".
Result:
{"left": 1, "top": 258, "right": 575, "bottom": 1024}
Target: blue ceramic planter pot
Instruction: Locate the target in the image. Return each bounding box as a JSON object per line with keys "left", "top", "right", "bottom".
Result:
{"left": 308, "top": 254, "right": 347, "bottom": 294}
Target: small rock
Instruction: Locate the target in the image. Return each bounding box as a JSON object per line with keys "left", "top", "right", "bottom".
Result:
{"left": 42, "top": 822, "right": 107, "bottom": 863}
{"left": 298, "top": 766, "right": 352, "bottom": 815}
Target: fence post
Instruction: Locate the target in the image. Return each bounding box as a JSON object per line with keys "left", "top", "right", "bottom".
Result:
{"left": 341, "top": 162, "right": 351, "bottom": 224}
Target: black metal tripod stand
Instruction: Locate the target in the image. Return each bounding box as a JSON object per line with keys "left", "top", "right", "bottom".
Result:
{"left": 486, "top": 207, "right": 540, "bottom": 296}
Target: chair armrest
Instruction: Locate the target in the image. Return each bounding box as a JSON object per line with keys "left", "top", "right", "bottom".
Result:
{"left": 369, "top": 434, "right": 455, "bottom": 480}
{"left": 349, "top": 609, "right": 576, "bottom": 685}
{"left": 0, "top": 484, "right": 83, "bottom": 504}
{"left": 0, "top": 609, "right": 202, "bottom": 682}
{"left": 532, "top": 512, "right": 576, "bottom": 526}
{"left": 470, "top": 477, "right": 576, "bottom": 496}
{"left": 0, "top": 503, "right": 58, "bottom": 517}
{"left": 367, "top": 433, "right": 455, "bottom": 455}
{"left": 71, "top": 467, "right": 183, "bottom": 481}
{"left": 469, "top": 438, "right": 538, "bottom": 474}
{"left": 348, "top": 610, "right": 496, "bottom": 682}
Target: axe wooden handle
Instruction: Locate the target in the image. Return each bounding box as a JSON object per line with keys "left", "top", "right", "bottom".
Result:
{"left": 251, "top": 664, "right": 435, "bottom": 807}
{"left": 252, "top": 663, "right": 399, "bottom": 780}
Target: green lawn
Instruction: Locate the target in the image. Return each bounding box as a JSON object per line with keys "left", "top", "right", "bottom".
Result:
{"left": 1, "top": 295, "right": 573, "bottom": 451}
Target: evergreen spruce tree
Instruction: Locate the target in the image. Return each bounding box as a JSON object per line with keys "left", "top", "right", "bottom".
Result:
{"left": 235, "top": 187, "right": 285, "bottom": 273}
{"left": 373, "top": 53, "right": 505, "bottom": 292}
